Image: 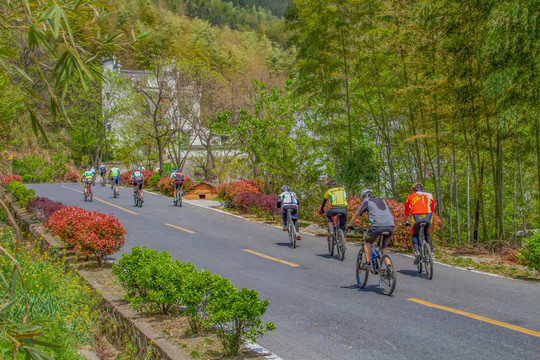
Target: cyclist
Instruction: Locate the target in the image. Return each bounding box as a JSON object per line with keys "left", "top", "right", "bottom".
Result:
{"left": 109, "top": 166, "right": 120, "bottom": 194}
{"left": 169, "top": 168, "right": 184, "bottom": 202}
{"left": 99, "top": 163, "right": 107, "bottom": 184}
{"left": 318, "top": 179, "right": 349, "bottom": 246}
{"left": 347, "top": 189, "right": 395, "bottom": 270}
{"left": 403, "top": 182, "right": 435, "bottom": 264}
{"left": 82, "top": 168, "right": 94, "bottom": 196}
{"left": 131, "top": 167, "right": 144, "bottom": 201}
{"left": 277, "top": 185, "right": 301, "bottom": 241}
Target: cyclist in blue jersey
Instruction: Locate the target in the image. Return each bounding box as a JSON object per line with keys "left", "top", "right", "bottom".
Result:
{"left": 277, "top": 185, "right": 301, "bottom": 241}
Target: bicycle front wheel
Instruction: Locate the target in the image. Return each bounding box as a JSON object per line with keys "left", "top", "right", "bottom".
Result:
{"left": 336, "top": 229, "right": 345, "bottom": 261}
{"left": 356, "top": 246, "right": 369, "bottom": 288}
{"left": 379, "top": 254, "right": 396, "bottom": 296}
{"left": 423, "top": 242, "right": 433, "bottom": 279}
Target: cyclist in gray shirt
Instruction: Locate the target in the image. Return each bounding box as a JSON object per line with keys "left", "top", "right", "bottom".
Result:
{"left": 348, "top": 189, "right": 395, "bottom": 270}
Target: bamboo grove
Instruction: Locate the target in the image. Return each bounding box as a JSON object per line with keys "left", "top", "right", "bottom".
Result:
{"left": 288, "top": 0, "right": 539, "bottom": 245}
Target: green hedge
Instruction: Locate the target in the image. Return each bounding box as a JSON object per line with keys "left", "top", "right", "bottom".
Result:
{"left": 7, "top": 180, "right": 36, "bottom": 206}
{"left": 13, "top": 154, "right": 69, "bottom": 183}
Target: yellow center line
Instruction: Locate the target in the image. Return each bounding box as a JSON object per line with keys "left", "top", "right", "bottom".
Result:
{"left": 243, "top": 249, "right": 300, "bottom": 268}
{"left": 60, "top": 185, "right": 138, "bottom": 215}
{"left": 164, "top": 223, "right": 196, "bottom": 234}
{"left": 408, "top": 298, "right": 540, "bottom": 339}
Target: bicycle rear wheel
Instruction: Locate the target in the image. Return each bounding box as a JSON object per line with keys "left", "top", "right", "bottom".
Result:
{"left": 416, "top": 237, "right": 424, "bottom": 273}
{"left": 287, "top": 212, "right": 296, "bottom": 248}
{"left": 134, "top": 194, "right": 138, "bottom": 206}
{"left": 138, "top": 194, "right": 143, "bottom": 208}
{"left": 379, "top": 254, "right": 396, "bottom": 296}
{"left": 336, "top": 228, "right": 345, "bottom": 261}
{"left": 327, "top": 233, "right": 334, "bottom": 256}
{"left": 89, "top": 191, "right": 93, "bottom": 202}
{"left": 178, "top": 191, "right": 183, "bottom": 207}
{"left": 356, "top": 246, "right": 369, "bottom": 288}
{"left": 423, "top": 242, "right": 433, "bottom": 279}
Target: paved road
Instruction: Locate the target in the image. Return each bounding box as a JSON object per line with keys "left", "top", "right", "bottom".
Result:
{"left": 30, "top": 183, "right": 540, "bottom": 360}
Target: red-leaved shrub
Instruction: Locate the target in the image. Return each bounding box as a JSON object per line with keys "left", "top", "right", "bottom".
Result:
{"left": 47, "top": 206, "right": 126, "bottom": 266}
{"left": 120, "top": 170, "right": 155, "bottom": 187}
{"left": 157, "top": 176, "right": 195, "bottom": 196}
{"left": 233, "top": 192, "right": 277, "bottom": 216}
{"left": 317, "top": 196, "right": 441, "bottom": 251}
{"left": 215, "top": 180, "right": 259, "bottom": 202}
{"left": 26, "top": 196, "right": 64, "bottom": 221}
{"left": 1, "top": 174, "right": 22, "bottom": 187}
{"left": 63, "top": 172, "right": 79, "bottom": 182}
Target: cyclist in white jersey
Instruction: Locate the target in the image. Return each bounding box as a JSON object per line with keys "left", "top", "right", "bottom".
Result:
{"left": 277, "top": 185, "right": 301, "bottom": 241}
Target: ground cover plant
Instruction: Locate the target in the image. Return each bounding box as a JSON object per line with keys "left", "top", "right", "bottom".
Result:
{"left": 233, "top": 192, "right": 277, "bottom": 217}
{"left": 64, "top": 172, "right": 79, "bottom": 182}
{"left": 7, "top": 180, "right": 36, "bottom": 206}
{"left": 0, "top": 226, "right": 101, "bottom": 359}
{"left": 518, "top": 233, "right": 540, "bottom": 273}
{"left": 12, "top": 154, "right": 70, "bottom": 183}
{"left": 0, "top": 174, "right": 22, "bottom": 187}
{"left": 26, "top": 196, "right": 64, "bottom": 221}
{"left": 46, "top": 206, "right": 126, "bottom": 266}
{"left": 214, "top": 179, "right": 259, "bottom": 203}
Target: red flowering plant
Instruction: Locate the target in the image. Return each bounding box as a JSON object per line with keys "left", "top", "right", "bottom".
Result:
{"left": 120, "top": 169, "right": 155, "bottom": 187}
{"left": 46, "top": 206, "right": 126, "bottom": 266}
{"left": 26, "top": 196, "right": 64, "bottom": 221}
{"left": 317, "top": 196, "right": 441, "bottom": 251}
{"left": 233, "top": 192, "right": 277, "bottom": 217}
{"left": 0, "top": 174, "right": 22, "bottom": 187}
{"left": 63, "top": 172, "right": 79, "bottom": 182}
{"left": 215, "top": 180, "right": 259, "bottom": 202}
{"left": 157, "top": 176, "right": 194, "bottom": 196}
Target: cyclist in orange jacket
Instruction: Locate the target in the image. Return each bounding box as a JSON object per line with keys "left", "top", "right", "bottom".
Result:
{"left": 403, "top": 182, "right": 435, "bottom": 264}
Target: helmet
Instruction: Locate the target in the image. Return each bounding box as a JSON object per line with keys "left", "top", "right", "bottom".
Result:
{"left": 326, "top": 179, "right": 337, "bottom": 188}
{"left": 281, "top": 185, "right": 290, "bottom": 192}
{"left": 137, "top": 167, "right": 142, "bottom": 171}
{"left": 360, "top": 188, "right": 373, "bottom": 199}
{"left": 412, "top": 182, "right": 424, "bottom": 192}
{"left": 173, "top": 168, "right": 178, "bottom": 172}
{"left": 86, "top": 167, "right": 91, "bottom": 171}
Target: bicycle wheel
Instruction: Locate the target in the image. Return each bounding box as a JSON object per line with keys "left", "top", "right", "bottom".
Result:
{"left": 423, "top": 242, "right": 433, "bottom": 279}
{"left": 178, "top": 191, "right": 183, "bottom": 207}
{"left": 173, "top": 190, "right": 177, "bottom": 206}
{"left": 327, "top": 232, "right": 335, "bottom": 256}
{"left": 416, "top": 237, "right": 424, "bottom": 273}
{"left": 356, "top": 246, "right": 369, "bottom": 288}
{"left": 134, "top": 193, "right": 138, "bottom": 206}
{"left": 336, "top": 228, "right": 345, "bottom": 261}
{"left": 89, "top": 191, "right": 93, "bottom": 202}
{"left": 138, "top": 194, "right": 143, "bottom": 208}
{"left": 379, "top": 254, "right": 396, "bottom": 296}
{"left": 113, "top": 187, "right": 117, "bottom": 198}
{"left": 287, "top": 212, "right": 296, "bottom": 248}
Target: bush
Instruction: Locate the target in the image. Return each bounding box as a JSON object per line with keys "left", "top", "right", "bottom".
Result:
{"left": 149, "top": 174, "right": 161, "bottom": 188}
{"left": 518, "top": 233, "right": 540, "bottom": 272}
{"left": 64, "top": 172, "right": 79, "bottom": 182}
{"left": 208, "top": 285, "right": 275, "bottom": 357}
{"left": 26, "top": 196, "right": 64, "bottom": 221}
{"left": 113, "top": 246, "right": 196, "bottom": 314}
{"left": 215, "top": 179, "right": 259, "bottom": 202}
{"left": 7, "top": 180, "right": 36, "bottom": 206}
{"left": 233, "top": 192, "right": 277, "bottom": 216}
{"left": 0, "top": 174, "right": 22, "bottom": 187}
{"left": 120, "top": 169, "right": 155, "bottom": 187}
{"left": 321, "top": 196, "right": 441, "bottom": 251}
{"left": 46, "top": 206, "right": 126, "bottom": 266}
{"left": 156, "top": 176, "right": 194, "bottom": 196}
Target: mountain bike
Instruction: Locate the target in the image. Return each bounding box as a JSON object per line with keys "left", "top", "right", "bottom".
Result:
{"left": 100, "top": 174, "right": 106, "bottom": 187}
{"left": 173, "top": 187, "right": 183, "bottom": 207}
{"left": 84, "top": 183, "right": 93, "bottom": 202}
{"left": 133, "top": 188, "right": 143, "bottom": 208}
{"left": 286, "top": 208, "right": 299, "bottom": 248}
{"left": 327, "top": 214, "right": 346, "bottom": 261}
{"left": 416, "top": 223, "right": 433, "bottom": 279}
{"left": 353, "top": 227, "right": 396, "bottom": 296}
{"left": 112, "top": 181, "right": 119, "bottom": 199}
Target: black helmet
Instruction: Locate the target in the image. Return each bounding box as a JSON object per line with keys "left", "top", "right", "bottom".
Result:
{"left": 360, "top": 188, "right": 373, "bottom": 199}
{"left": 412, "top": 182, "right": 424, "bottom": 192}
{"left": 326, "top": 179, "right": 337, "bottom": 188}
{"left": 281, "top": 185, "right": 290, "bottom": 192}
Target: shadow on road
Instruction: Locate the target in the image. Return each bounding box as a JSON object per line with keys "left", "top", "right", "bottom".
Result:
{"left": 398, "top": 269, "right": 423, "bottom": 278}
{"left": 274, "top": 242, "right": 295, "bottom": 247}
{"left": 341, "top": 284, "right": 380, "bottom": 294}
{"left": 315, "top": 253, "right": 335, "bottom": 259}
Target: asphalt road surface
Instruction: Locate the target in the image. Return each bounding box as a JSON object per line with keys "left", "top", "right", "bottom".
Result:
{"left": 29, "top": 183, "right": 540, "bottom": 360}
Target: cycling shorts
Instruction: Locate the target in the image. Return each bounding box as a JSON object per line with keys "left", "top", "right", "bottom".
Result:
{"left": 174, "top": 181, "right": 183, "bottom": 189}
{"left": 85, "top": 178, "right": 93, "bottom": 184}
{"left": 365, "top": 226, "right": 394, "bottom": 250}
{"left": 110, "top": 176, "right": 119, "bottom": 184}
{"left": 411, "top": 213, "right": 432, "bottom": 236}
{"left": 133, "top": 180, "right": 143, "bottom": 190}
{"left": 325, "top": 206, "right": 347, "bottom": 227}
{"left": 100, "top": 170, "right": 106, "bottom": 175}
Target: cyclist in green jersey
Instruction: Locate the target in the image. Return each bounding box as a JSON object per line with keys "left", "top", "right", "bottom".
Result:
{"left": 318, "top": 179, "right": 349, "bottom": 245}
{"left": 109, "top": 167, "right": 120, "bottom": 193}
{"left": 82, "top": 168, "right": 94, "bottom": 195}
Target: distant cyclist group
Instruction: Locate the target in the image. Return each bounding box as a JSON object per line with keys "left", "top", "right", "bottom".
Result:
{"left": 80, "top": 164, "right": 185, "bottom": 207}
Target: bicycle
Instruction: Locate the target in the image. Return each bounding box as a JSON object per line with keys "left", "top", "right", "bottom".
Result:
{"left": 286, "top": 208, "right": 299, "bottom": 248}
{"left": 173, "top": 187, "right": 183, "bottom": 207}
{"left": 112, "top": 181, "right": 119, "bottom": 199}
{"left": 416, "top": 223, "right": 433, "bottom": 279}
{"left": 133, "top": 188, "right": 143, "bottom": 208}
{"left": 100, "top": 174, "right": 106, "bottom": 187}
{"left": 84, "top": 183, "right": 93, "bottom": 202}
{"left": 327, "top": 214, "right": 346, "bottom": 261}
{"left": 353, "top": 227, "right": 396, "bottom": 296}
